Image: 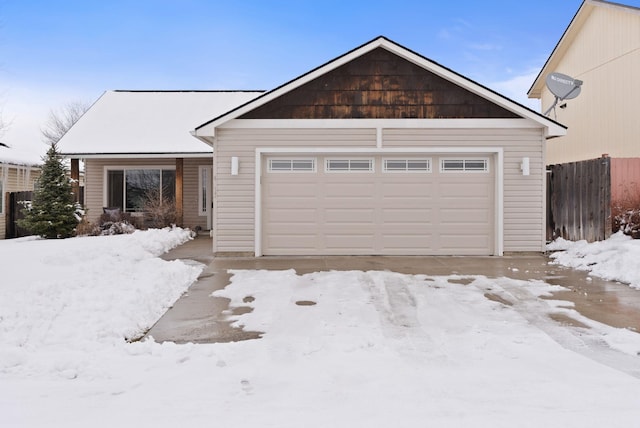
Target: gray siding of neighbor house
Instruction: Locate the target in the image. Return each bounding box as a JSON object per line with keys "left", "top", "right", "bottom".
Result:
{"left": 212, "top": 126, "right": 545, "bottom": 254}
{"left": 84, "top": 157, "right": 212, "bottom": 231}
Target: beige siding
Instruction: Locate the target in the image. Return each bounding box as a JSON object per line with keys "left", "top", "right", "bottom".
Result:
{"left": 84, "top": 158, "right": 210, "bottom": 230}
{"left": 543, "top": 6, "right": 640, "bottom": 164}
{"left": 214, "top": 126, "right": 545, "bottom": 254}
{"left": 0, "top": 164, "right": 41, "bottom": 239}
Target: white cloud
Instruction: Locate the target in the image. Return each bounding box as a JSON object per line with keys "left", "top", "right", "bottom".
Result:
{"left": 490, "top": 70, "right": 541, "bottom": 111}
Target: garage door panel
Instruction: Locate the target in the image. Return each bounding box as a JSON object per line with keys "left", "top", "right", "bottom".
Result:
{"left": 440, "top": 234, "right": 492, "bottom": 253}
{"left": 323, "top": 197, "right": 375, "bottom": 208}
{"left": 266, "top": 182, "right": 317, "bottom": 197}
{"left": 265, "top": 208, "right": 318, "bottom": 224}
{"left": 439, "top": 208, "right": 491, "bottom": 225}
{"left": 381, "top": 234, "right": 434, "bottom": 251}
{"left": 265, "top": 235, "right": 318, "bottom": 252}
{"left": 325, "top": 208, "right": 375, "bottom": 223}
{"left": 381, "top": 182, "right": 435, "bottom": 197}
{"left": 382, "top": 208, "right": 434, "bottom": 224}
{"left": 324, "top": 182, "right": 375, "bottom": 197}
{"left": 439, "top": 182, "right": 492, "bottom": 198}
{"left": 325, "top": 234, "right": 376, "bottom": 250}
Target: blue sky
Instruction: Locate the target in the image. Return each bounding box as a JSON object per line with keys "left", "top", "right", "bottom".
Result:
{"left": 0, "top": 0, "right": 635, "bottom": 161}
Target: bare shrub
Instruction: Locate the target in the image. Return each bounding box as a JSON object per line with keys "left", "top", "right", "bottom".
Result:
{"left": 142, "top": 190, "right": 177, "bottom": 229}
{"left": 612, "top": 182, "right": 640, "bottom": 239}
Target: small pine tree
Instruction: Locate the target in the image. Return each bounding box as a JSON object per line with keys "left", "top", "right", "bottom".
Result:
{"left": 18, "top": 142, "right": 80, "bottom": 238}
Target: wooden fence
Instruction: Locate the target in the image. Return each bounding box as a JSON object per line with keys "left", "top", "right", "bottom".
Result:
{"left": 6, "top": 191, "right": 33, "bottom": 239}
{"left": 547, "top": 157, "right": 611, "bottom": 242}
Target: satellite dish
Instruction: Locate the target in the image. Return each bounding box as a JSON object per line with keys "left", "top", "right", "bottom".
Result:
{"left": 546, "top": 72, "right": 582, "bottom": 100}
{"left": 543, "top": 72, "right": 583, "bottom": 117}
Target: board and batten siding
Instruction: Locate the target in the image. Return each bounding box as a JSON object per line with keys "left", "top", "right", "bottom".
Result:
{"left": 213, "top": 126, "right": 545, "bottom": 254}
{"left": 84, "top": 158, "right": 211, "bottom": 230}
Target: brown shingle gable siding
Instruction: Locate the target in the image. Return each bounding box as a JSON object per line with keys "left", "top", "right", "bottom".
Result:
{"left": 240, "top": 48, "right": 519, "bottom": 120}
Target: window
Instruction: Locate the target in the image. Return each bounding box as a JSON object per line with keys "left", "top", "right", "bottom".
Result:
{"left": 199, "top": 166, "right": 211, "bottom": 216}
{"left": 106, "top": 167, "right": 176, "bottom": 212}
{"left": 326, "top": 158, "right": 374, "bottom": 172}
{"left": 383, "top": 158, "right": 431, "bottom": 173}
{"left": 0, "top": 179, "right": 3, "bottom": 214}
{"left": 268, "top": 158, "right": 316, "bottom": 172}
{"left": 440, "top": 158, "right": 489, "bottom": 173}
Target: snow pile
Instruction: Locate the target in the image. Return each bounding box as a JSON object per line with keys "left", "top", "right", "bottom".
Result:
{"left": 547, "top": 231, "right": 640, "bottom": 289}
{"left": 2, "top": 230, "right": 640, "bottom": 427}
{"left": 0, "top": 227, "right": 202, "bottom": 378}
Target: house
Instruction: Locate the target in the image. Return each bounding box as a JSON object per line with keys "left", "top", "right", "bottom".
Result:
{"left": 528, "top": 0, "right": 640, "bottom": 241}
{"left": 57, "top": 90, "right": 264, "bottom": 231}
{"left": 528, "top": 0, "right": 640, "bottom": 166}
{"left": 60, "top": 36, "right": 565, "bottom": 256}
{"left": 1, "top": 159, "right": 41, "bottom": 239}
{"left": 192, "top": 36, "right": 566, "bottom": 256}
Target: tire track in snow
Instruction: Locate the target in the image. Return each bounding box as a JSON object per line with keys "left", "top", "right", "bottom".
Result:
{"left": 359, "top": 271, "right": 434, "bottom": 356}
{"left": 495, "top": 278, "right": 640, "bottom": 379}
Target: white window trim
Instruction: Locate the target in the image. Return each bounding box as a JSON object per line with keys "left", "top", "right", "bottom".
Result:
{"left": 383, "top": 158, "right": 432, "bottom": 173}
{"left": 255, "top": 147, "right": 504, "bottom": 257}
{"left": 325, "top": 157, "right": 375, "bottom": 173}
{"left": 0, "top": 179, "right": 3, "bottom": 215}
{"left": 267, "top": 157, "right": 317, "bottom": 173}
{"left": 440, "top": 157, "right": 490, "bottom": 173}
{"left": 103, "top": 165, "right": 177, "bottom": 212}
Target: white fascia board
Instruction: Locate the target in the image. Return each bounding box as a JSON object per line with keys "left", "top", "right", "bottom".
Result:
{"left": 63, "top": 152, "right": 213, "bottom": 159}
{"left": 190, "top": 130, "right": 216, "bottom": 145}
{"left": 221, "top": 118, "right": 545, "bottom": 130}
{"left": 254, "top": 146, "right": 505, "bottom": 257}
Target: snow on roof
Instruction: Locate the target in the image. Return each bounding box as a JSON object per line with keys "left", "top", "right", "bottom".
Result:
{"left": 0, "top": 156, "right": 41, "bottom": 167}
{"left": 58, "top": 90, "right": 263, "bottom": 157}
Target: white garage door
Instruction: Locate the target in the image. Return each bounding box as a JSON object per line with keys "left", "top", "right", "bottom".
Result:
{"left": 262, "top": 155, "right": 495, "bottom": 255}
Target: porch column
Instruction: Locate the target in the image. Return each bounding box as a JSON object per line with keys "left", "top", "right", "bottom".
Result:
{"left": 176, "top": 158, "right": 184, "bottom": 226}
{"left": 70, "top": 158, "right": 80, "bottom": 204}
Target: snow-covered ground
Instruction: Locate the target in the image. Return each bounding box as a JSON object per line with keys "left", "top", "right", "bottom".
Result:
{"left": 547, "top": 231, "right": 640, "bottom": 289}
{"left": 2, "top": 228, "right": 640, "bottom": 427}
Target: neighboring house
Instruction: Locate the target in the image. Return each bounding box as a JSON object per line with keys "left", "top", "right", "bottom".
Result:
{"left": 60, "top": 36, "right": 565, "bottom": 256}
{"left": 528, "top": 0, "right": 640, "bottom": 165}
{"left": 529, "top": 0, "right": 640, "bottom": 241}
{"left": 0, "top": 159, "right": 41, "bottom": 239}
{"left": 57, "top": 90, "right": 264, "bottom": 231}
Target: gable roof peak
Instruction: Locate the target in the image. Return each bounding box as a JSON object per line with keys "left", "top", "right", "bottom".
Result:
{"left": 194, "top": 36, "right": 565, "bottom": 137}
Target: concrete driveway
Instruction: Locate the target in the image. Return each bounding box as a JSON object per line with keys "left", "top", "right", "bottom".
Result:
{"left": 146, "top": 235, "right": 640, "bottom": 343}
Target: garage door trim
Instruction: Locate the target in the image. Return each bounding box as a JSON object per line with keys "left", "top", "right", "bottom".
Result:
{"left": 255, "top": 147, "right": 504, "bottom": 256}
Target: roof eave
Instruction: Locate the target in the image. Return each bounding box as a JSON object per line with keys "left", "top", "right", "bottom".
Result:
{"left": 61, "top": 152, "right": 213, "bottom": 159}
{"left": 528, "top": 1, "right": 598, "bottom": 98}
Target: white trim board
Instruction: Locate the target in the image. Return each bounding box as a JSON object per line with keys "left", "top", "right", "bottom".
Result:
{"left": 254, "top": 146, "right": 504, "bottom": 257}
{"left": 219, "top": 118, "right": 547, "bottom": 130}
